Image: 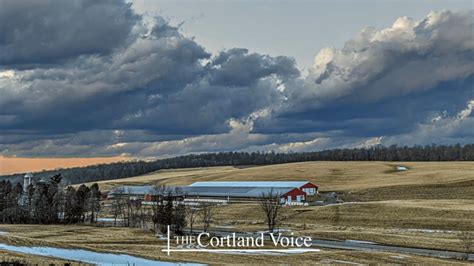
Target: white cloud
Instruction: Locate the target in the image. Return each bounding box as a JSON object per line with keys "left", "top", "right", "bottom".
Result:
{"left": 353, "top": 137, "right": 383, "bottom": 149}
{"left": 286, "top": 10, "right": 474, "bottom": 107}
{"left": 383, "top": 99, "right": 474, "bottom": 146}
{"left": 0, "top": 70, "right": 15, "bottom": 78}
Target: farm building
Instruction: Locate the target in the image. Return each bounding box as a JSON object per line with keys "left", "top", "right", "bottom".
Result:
{"left": 181, "top": 186, "right": 306, "bottom": 204}
{"left": 108, "top": 185, "right": 155, "bottom": 200}
{"left": 108, "top": 181, "right": 318, "bottom": 205}
{"left": 190, "top": 181, "right": 318, "bottom": 195}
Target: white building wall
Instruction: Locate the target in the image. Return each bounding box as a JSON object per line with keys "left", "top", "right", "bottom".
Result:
{"left": 302, "top": 187, "right": 317, "bottom": 195}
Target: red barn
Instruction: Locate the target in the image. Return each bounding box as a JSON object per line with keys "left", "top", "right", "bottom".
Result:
{"left": 300, "top": 182, "right": 318, "bottom": 195}
{"left": 280, "top": 188, "right": 306, "bottom": 203}
{"left": 144, "top": 194, "right": 152, "bottom": 201}
{"left": 101, "top": 192, "right": 108, "bottom": 200}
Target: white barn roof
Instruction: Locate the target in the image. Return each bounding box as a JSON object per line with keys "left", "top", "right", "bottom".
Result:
{"left": 108, "top": 185, "right": 298, "bottom": 198}
{"left": 189, "top": 181, "right": 311, "bottom": 188}
{"left": 181, "top": 186, "right": 297, "bottom": 198}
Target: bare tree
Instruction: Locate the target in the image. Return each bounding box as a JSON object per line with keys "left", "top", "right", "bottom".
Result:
{"left": 201, "top": 203, "right": 214, "bottom": 233}
{"left": 171, "top": 187, "right": 186, "bottom": 235}
{"left": 137, "top": 201, "right": 148, "bottom": 229}
{"left": 127, "top": 195, "right": 145, "bottom": 228}
{"left": 458, "top": 230, "right": 473, "bottom": 260}
{"left": 125, "top": 193, "right": 144, "bottom": 228}
{"left": 259, "top": 189, "right": 281, "bottom": 233}
{"left": 151, "top": 185, "right": 166, "bottom": 231}
{"left": 173, "top": 202, "right": 187, "bottom": 235}
{"left": 187, "top": 206, "right": 199, "bottom": 234}
{"left": 111, "top": 187, "right": 125, "bottom": 227}
{"left": 87, "top": 183, "right": 101, "bottom": 223}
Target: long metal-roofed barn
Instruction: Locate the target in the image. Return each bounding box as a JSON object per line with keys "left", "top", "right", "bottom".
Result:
{"left": 180, "top": 186, "right": 306, "bottom": 204}
{"left": 190, "top": 181, "right": 318, "bottom": 196}
{"left": 108, "top": 180, "right": 318, "bottom": 205}
{"left": 109, "top": 185, "right": 155, "bottom": 196}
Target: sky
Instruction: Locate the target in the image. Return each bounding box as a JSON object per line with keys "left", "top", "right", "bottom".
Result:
{"left": 0, "top": 0, "right": 473, "bottom": 163}
{"left": 132, "top": 0, "right": 473, "bottom": 70}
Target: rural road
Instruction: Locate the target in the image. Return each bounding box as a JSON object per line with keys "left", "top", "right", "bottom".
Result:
{"left": 195, "top": 229, "right": 473, "bottom": 261}
{"left": 310, "top": 239, "right": 473, "bottom": 261}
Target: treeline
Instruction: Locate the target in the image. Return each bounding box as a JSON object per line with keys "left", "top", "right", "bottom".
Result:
{"left": 110, "top": 186, "right": 189, "bottom": 234}
{"left": 109, "top": 186, "right": 215, "bottom": 235}
{"left": 0, "top": 175, "right": 101, "bottom": 224}
{"left": 1, "top": 144, "right": 473, "bottom": 185}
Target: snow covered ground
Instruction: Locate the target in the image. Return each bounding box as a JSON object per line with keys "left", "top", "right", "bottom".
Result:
{"left": 346, "top": 239, "right": 377, "bottom": 245}
{"left": 396, "top": 166, "right": 408, "bottom": 171}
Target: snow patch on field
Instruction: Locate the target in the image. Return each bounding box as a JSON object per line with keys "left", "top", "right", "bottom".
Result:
{"left": 256, "top": 228, "right": 292, "bottom": 234}
{"left": 346, "top": 239, "right": 377, "bottom": 245}
{"left": 157, "top": 235, "right": 168, "bottom": 240}
{"left": 216, "top": 225, "right": 235, "bottom": 229}
{"left": 396, "top": 166, "right": 408, "bottom": 171}
{"left": 387, "top": 228, "right": 457, "bottom": 236}
{"left": 406, "top": 228, "right": 455, "bottom": 234}
{"left": 96, "top": 218, "right": 122, "bottom": 222}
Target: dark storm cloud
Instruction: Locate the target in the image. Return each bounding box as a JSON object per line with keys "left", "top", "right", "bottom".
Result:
{"left": 0, "top": 3, "right": 473, "bottom": 157}
{"left": 0, "top": 7, "right": 297, "bottom": 136}
{"left": 259, "top": 75, "right": 474, "bottom": 136}
{"left": 0, "top": 13, "right": 211, "bottom": 133}
{"left": 210, "top": 48, "right": 299, "bottom": 86}
{"left": 113, "top": 48, "right": 297, "bottom": 134}
{"left": 0, "top": 0, "right": 137, "bottom": 66}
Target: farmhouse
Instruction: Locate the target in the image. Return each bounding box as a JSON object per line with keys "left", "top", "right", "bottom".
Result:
{"left": 108, "top": 181, "right": 318, "bottom": 205}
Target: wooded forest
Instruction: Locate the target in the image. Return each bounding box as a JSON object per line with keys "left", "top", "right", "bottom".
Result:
{"left": 1, "top": 144, "right": 473, "bottom": 185}
{"left": 0, "top": 175, "right": 101, "bottom": 224}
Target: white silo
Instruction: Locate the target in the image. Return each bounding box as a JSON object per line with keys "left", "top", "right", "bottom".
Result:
{"left": 23, "top": 173, "right": 33, "bottom": 192}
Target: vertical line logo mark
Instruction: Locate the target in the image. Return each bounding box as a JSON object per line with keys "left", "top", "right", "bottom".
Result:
{"left": 166, "top": 225, "right": 170, "bottom": 255}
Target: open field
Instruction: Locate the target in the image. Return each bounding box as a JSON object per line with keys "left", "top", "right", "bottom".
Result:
{"left": 4, "top": 161, "right": 474, "bottom": 264}
{"left": 81, "top": 161, "right": 473, "bottom": 263}
{"left": 213, "top": 200, "right": 473, "bottom": 252}
{"left": 0, "top": 250, "right": 88, "bottom": 266}
{"left": 83, "top": 161, "right": 474, "bottom": 201}
{"left": 0, "top": 224, "right": 470, "bottom": 265}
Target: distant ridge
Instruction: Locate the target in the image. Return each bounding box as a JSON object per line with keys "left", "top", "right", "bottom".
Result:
{"left": 1, "top": 144, "right": 473, "bottom": 185}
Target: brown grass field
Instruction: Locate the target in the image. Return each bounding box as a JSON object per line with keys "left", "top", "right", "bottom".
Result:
{"left": 0, "top": 250, "right": 89, "bottom": 266}
{"left": 2, "top": 161, "right": 473, "bottom": 264}
{"left": 0, "top": 224, "right": 470, "bottom": 265}
{"left": 83, "top": 161, "right": 474, "bottom": 200}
